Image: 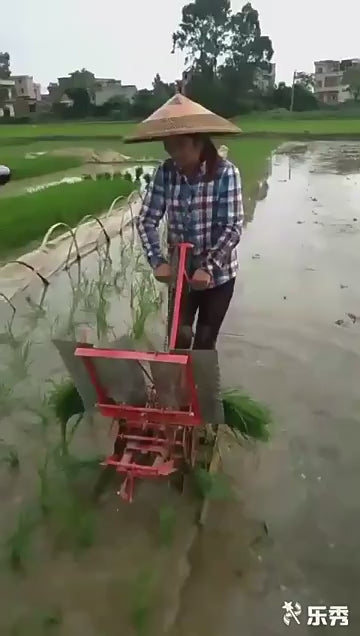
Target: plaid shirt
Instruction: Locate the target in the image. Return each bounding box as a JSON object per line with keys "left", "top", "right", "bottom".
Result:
{"left": 136, "top": 157, "right": 243, "bottom": 287}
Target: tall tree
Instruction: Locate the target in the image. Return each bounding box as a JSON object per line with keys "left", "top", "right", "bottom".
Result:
{"left": 172, "top": 1, "right": 273, "bottom": 115}
{"left": 294, "top": 72, "right": 315, "bottom": 91}
{"left": 172, "top": 0, "right": 231, "bottom": 76}
{"left": 271, "top": 83, "right": 318, "bottom": 111}
{"left": 219, "top": 3, "right": 273, "bottom": 96}
{"left": 65, "top": 88, "right": 92, "bottom": 118}
{"left": 152, "top": 74, "right": 175, "bottom": 102}
{"left": 0, "top": 52, "right": 10, "bottom": 79}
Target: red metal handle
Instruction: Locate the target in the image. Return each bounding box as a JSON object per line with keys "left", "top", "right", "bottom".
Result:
{"left": 169, "top": 242, "right": 193, "bottom": 350}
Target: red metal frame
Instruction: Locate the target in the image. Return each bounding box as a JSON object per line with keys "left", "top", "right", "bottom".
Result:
{"left": 169, "top": 242, "right": 193, "bottom": 350}
{"left": 75, "top": 242, "right": 203, "bottom": 503}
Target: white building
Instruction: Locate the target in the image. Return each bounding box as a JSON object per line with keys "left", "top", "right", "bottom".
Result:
{"left": 12, "top": 75, "right": 42, "bottom": 101}
{"left": 314, "top": 59, "right": 360, "bottom": 104}
{"left": 0, "top": 75, "right": 42, "bottom": 118}
{"left": 92, "top": 78, "right": 137, "bottom": 106}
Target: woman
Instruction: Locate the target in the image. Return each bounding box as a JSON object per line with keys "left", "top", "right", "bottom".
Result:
{"left": 126, "top": 94, "right": 243, "bottom": 350}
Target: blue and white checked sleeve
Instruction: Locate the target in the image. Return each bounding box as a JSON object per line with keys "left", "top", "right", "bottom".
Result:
{"left": 135, "top": 165, "right": 167, "bottom": 269}
{"left": 203, "top": 164, "right": 243, "bottom": 274}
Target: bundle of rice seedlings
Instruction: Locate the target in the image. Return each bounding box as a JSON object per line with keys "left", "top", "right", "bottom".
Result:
{"left": 48, "top": 380, "right": 84, "bottom": 448}
{"left": 222, "top": 390, "right": 272, "bottom": 442}
{"left": 48, "top": 380, "right": 272, "bottom": 449}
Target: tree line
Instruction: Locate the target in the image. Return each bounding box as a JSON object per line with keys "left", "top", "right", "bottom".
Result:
{"left": 0, "top": 1, "right": 322, "bottom": 122}
{"left": 60, "top": 1, "right": 318, "bottom": 120}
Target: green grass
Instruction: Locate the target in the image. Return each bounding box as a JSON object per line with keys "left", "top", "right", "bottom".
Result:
{"left": 236, "top": 115, "right": 360, "bottom": 134}
{"left": 0, "top": 120, "right": 134, "bottom": 139}
{"left": 2, "top": 153, "right": 83, "bottom": 180}
{"left": 2, "top": 115, "right": 360, "bottom": 140}
{"left": 0, "top": 177, "right": 135, "bottom": 257}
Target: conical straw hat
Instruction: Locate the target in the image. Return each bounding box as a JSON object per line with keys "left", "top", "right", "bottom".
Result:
{"left": 124, "top": 93, "right": 242, "bottom": 143}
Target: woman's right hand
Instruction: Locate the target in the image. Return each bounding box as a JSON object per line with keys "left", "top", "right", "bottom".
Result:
{"left": 154, "top": 263, "right": 172, "bottom": 283}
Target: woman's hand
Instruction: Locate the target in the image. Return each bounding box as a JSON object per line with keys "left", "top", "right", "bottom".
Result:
{"left": 190, "top": 268, "right": 212, "bottom": 290}
{"left": 154, "top": 263, "right": 172, "bottom": 283}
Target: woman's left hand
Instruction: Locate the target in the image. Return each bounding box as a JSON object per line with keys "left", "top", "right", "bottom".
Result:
{"left": 190, "top": 268, "right": 212, "bottom": 290}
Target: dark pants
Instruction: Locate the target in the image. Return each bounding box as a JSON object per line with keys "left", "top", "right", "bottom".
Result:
{"left": 176, "top": 277, "right": 236, "bottom": 350}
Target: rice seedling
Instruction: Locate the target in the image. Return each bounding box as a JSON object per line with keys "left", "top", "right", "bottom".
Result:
{"left": 113, "top": 268, "right": 128, "bottom": 298}
{"left": 158, "top": 505, "right": 176, "bottom": 547}
{"left": 0, "top": 440, "right": 20, "bottom": 472}
{"left": 130, "top": 291, "right": 158, "bottom": 341}
{"left": 5, "top": 506, "right": 39, "bottom": 572}
{"left": 38, "top": 453, "right": 51, "bottom": 516}
{"left": 41, "top": 606, "right": 63, "bottom": 630}
{"left": 9, "top": 605, "right": 63, "bottom": 634}
{"left": 130, "top": 263, "right": 164, "bottom": 341}
{"left": 47, "top": 379, "right": 84, "bottom": 451}
{"left": 49, "top": 485, "right": 96, "bottom": 552}
{"left": 129, "top": 566, "right": 156, "bottom": 636}
{"left": 0, "top": 381, "right": 14, "bottom": 417}
{"left": 222, "top": 390, "right": 272, "bottom": 441}
{"left": 37, "top": 444, "right": 96, "bottom": 551}
{"left": 25, "top": 390, "right": 57, "bottom": 438}
{"left": 95, "top": 283, "right": 113, "bottom": 341}
{"left": 192, "top": 466, "right": 233, "bottom": 501}
{"left": 9, "top": 339, "right": 32, "bottom": 381}
{"left": 22, "top": 293, "right": 48, "bottom": 331}
{"left": 79, "top": 263, "right": 116, "bottom": 342}
{"left": 2, "top": 323, "right": 33, "bottom": 381}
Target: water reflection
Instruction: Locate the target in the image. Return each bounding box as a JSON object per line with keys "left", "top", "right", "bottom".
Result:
{"left": 311, "top": 141, "right": 360, "bottom": 175}
{"left": 243, "top": 155, "right": 272, "bottom": 225}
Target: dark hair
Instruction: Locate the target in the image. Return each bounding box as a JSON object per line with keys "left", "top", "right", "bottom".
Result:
{"left": 191, "top": 134, "right": 220, "bottom": 182}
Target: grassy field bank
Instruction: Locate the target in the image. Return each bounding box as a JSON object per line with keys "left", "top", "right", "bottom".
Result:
{"left": 0, "top": 138, "right": 277, "bottom": 256}
{"left": 0, "top": 152, "right": 83, "bottom": 180}
{"left": 1, "top": 115, "right": 360, "bottom": 140}
{"left": 0, "top": 177, "right": 135, "bottom": 257}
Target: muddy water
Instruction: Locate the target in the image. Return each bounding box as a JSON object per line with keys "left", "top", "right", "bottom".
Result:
{"left": 1, "top": 141, "right": 360, "bottom": 634}
{"left": 171, "top": 142, "right": 360, "bottom": 635}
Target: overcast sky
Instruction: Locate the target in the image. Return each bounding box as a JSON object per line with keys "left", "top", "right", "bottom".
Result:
{"left": 1, "top": 0, "right": 359, "bottom": 92}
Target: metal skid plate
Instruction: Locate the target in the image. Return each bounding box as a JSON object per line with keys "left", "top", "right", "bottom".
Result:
{"left": 151, "top": 349, "right": 224, "bottom": 426}
{"left": 53, "top": 335, "right": 148, "bottom": 410}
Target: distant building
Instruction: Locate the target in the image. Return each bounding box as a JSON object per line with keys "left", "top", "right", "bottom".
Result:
{"left": 92, "top": 78, "right": 137, "bottom": 106}
{"left": 0, "top": 74, "right": 42, "bottom": 118}
{"left": 48, "top": 71, "right": 137, "bottom": 107}
{"left": 314, "top": 58, "right": 360, "bottom": 104}
{"left": 0, "top": 78, "right": 16, "bottom": 117}
{"left": 254, "top": 63, "right": 276, "bottom": 93}
{"left": 12, "top": 75, "right": 42, "bottom": 117}
{"left": 12, "top": 75, "right": 41, "bottom": 101}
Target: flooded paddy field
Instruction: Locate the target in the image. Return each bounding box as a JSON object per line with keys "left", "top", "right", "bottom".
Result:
{"left": 0, "top": 140, "right": 360, "bottom": 634}
{"left": 172, "top": 141, "right": 360, "bottom": 635}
